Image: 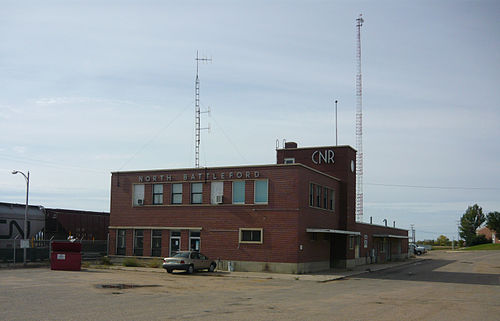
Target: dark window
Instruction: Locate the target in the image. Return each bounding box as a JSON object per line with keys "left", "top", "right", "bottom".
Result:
{"left": 191, "top": 183, "right": 203, "bottom": 204}
{"left": 309, "top": 183, "right": 314, "bottom": 206}
{"left": 323, "top": 188, "right": 328, "bottom": 209}
{"left": 134, "top": 230, "right": 144, "bottom": 256}
{"left": 116, "top": 229, "right": 126, "bottom": 255}
{"left": 240, "top": 229, "right": 262, "bottom": 243}
{"left": 316, "top": 185, "right": 321, "bottom": 207}
{"left": 153, "top": 184, "right": 163, "bottom": 205}
{"left": 151, "top": 229, "right": 162, "bottom": 257}
{"left": 172, "top": 183, "right": 182, "bottom": 204}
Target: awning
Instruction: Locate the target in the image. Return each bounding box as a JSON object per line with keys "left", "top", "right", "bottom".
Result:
{"left": 373, "top": 234, "right": 409, "bottom": 239}
{"left": 306, "top": 228, "right": 360, "bottom": 236}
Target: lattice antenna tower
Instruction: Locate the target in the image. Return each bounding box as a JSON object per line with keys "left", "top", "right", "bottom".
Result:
{"left": 355, "top": 14, "right": 364, "bottom": 222}
{"left": 195, "top": 51, "right": 212, "bottom": 168}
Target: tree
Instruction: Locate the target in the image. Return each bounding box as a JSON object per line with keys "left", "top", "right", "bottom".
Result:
{"left": 486, "top": 211, "right": 500, "bottom": 237}
{"left": 459, "top": 204, "right": 485, "bottom": 246}
{"left": 436, "top": 235, "right": 450, "bottom": 246}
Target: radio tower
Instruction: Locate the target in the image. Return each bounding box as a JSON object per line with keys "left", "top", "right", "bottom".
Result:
{"left": 355, "top": 14, "right": 364, "bottom": 222}
{"left": 194, "top": 51, "right": 211, "bottom": 168}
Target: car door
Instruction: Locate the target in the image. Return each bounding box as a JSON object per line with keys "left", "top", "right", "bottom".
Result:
{"left": 190, "top": 252, "right": 201, "bottom": 270}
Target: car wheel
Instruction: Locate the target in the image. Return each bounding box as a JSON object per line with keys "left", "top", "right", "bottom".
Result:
{"left": 416, "top": 251, "right": 422, "bottom": 255}
{"left": 187, "top": 265, "right": 194, "bottom": 274}
{"left": 166, "top": 269, "right": 173, "bottom": 273}
{"left": 209, "top": 263, "right": 216, "bottom": 272}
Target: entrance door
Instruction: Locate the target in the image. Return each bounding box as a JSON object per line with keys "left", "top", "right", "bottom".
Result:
{"left": 170, "top": 231, "right": 180, "bottom": 256}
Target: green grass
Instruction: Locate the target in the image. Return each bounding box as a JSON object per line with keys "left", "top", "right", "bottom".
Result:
{"left": 462, "top": 243, "right": 500, "bottom": 251}
{"left": 122, "top": 257, "right": 143, "bottom": 267}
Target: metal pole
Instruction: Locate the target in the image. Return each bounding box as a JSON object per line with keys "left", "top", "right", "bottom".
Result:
{"left": 335, "top": 100, "right": 338, "bottom": 146}
{"left": 23, "top": 172, "right": 29, "bottom": 267}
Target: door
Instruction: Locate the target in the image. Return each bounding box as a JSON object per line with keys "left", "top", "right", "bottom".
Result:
{"left": 170, "top": 231, "right": 180, "bottom": 256}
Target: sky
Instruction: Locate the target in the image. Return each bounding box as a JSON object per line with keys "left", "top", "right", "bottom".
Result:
{"left": 1, "top": 0, "right": 499, "bottom": 241}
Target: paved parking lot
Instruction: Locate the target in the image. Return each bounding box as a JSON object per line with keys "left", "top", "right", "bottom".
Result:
{"left": 1, "top": 251, "right": 499, "bottom": 320}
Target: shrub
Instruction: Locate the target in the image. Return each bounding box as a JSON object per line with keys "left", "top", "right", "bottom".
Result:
{"left": 100, "top": 256, "right": 113, "bottom": 266}
{"left": 122, "top": 257, "right": 142, "bottom": 267}
{"left": 147, "top": 260, "right": 161, "bottom": 268}
{"left": 470, "top": 234, "right": 490, "bottom": 246}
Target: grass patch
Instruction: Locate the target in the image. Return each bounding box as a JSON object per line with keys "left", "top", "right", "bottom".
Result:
{"left": 146, "top": 259, "right": 162, "bottom": 268}
{"left": 462, "top": 243, "right": 500, "bottom": 251}
{"left": 122, "top": 257, "right": 143, "bottom": 267}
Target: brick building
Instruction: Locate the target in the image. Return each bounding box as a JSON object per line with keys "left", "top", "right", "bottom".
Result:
{"left": 109, "top": 142, "right": 408, "bottom": 273}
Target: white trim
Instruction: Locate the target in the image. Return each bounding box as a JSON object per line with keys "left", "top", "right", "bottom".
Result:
{"left": 239, "top": 228, "right": 263, "bottom": 244}
{"left": 306, "top": 228, "right": 361, "bottom": 235}
{"left": 373, "top": 234, "right": 409, "bottom": 239}
{"left": 110, "top": 226, "right": 202, "bottom": 230}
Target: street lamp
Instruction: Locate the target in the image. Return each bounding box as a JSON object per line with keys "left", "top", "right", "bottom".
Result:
{"left": 12, "top": 170, "right": 29, "bottom": 266}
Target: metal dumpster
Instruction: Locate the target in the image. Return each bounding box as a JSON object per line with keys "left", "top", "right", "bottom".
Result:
{"left": 50, "top": 241, "right": 82, "bottom": 271}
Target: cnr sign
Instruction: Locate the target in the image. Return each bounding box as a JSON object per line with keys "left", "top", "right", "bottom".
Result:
{"left": 312, "top": 149, "right": 335, "bottom": 165}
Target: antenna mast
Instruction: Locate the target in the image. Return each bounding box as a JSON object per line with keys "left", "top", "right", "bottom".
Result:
{"left": 195, "top": 51, "right": 212, "bottom": 168}
{"left": 355, "top": 14, "right": 364, "bottom": 222}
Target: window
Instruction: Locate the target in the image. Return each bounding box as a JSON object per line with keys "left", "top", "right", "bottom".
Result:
{"left": 254, "top": 180, "right": 268, "bottom": 204}
{"left": 153, "top": 184, "right": 163, "bottom": 205}
{"left": 329, "top": 189, "right": 335, "bottom": 211}
{"left": 309, "top": 183, "right": 314, "bottom": 206}
{"left": 284, "top": 158, "right": 295, "bottom": 164}
{"left": 239, "top": 228, "right": 263, "bottom": 244}
{"left": 116, "top": 229, "right": 126, "bottom": 255}
{"left": 134, "top": 229, "right": 144, "bottom": 256}
{"left": 349, "top": 235, "right": 354, "bottom": 250}
{"left": 191, "top": 183, "right": 203, "bottom": 204}
{"left": 190, "top": 231, "right": 201, "bottom": 251}
{"left": 316, "top": 185, "right": 321, "bottom": 207}
{"left": 171, "top": 183, "right": 182, "bottom": 204}
{"left": 211, "top": 181, "right": 224, "bottom": 204}
{"left": 232, "top": 181, "right": 245, "bottom": 204}
{"left": 133, "top": 184, "right": 145, "bottom": 206}
{"left": 323, "top": 188, "right": 328, "bottom": 209}
{"left": 151, "top": 229, "right": 162, "bottom": 257}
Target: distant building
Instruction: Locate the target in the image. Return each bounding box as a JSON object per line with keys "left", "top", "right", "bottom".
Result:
{"left": 477, "top": 226, "right": 499, "bottom": 244}
{"left": 109, "top": 142, "right": 408, "bottom": 273}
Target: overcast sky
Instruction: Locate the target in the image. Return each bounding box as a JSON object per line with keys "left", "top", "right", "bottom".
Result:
{"left": 1, "top": 0, "right": 499, "bottom": 241}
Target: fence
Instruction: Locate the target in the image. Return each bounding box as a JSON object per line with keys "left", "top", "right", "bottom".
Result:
{"left": 0, "top": 239, "right": 108, "bottom": 264}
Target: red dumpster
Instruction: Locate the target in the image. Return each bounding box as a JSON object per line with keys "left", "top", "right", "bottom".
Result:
{"left": 50, "top": 241, "right": 82, "bottom": 271}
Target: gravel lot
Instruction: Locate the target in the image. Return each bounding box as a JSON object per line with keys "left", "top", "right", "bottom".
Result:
{"left": 1, "top": 251, "right": 499, "bottom": 320}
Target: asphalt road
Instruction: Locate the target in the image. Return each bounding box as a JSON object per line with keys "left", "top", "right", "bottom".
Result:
{"left": 0, "top": 251, "right": 499, "bottom": 320}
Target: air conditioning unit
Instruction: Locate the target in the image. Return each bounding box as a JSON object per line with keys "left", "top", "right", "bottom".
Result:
{"left": 215, "top": 195, "right": 223, "bottom": 204}
{"left": 137, "top": 199, "right": 144, "bottom": 206}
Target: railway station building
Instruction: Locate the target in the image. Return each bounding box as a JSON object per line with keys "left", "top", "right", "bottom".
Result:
{"left": 108, "top": 142, "right": 408, "bottom": 273}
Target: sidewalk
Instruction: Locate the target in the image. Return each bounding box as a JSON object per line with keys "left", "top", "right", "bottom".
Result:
{"left": 89, "top": 256, "right": 425, "bottom": 282}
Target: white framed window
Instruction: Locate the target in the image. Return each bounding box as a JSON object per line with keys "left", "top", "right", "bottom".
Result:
{"left": 239, "top": 228, "right": 263, "bottom": 244}
{"left": 153, "top": 184, "right": 163, "bottom": 205}
{"left": 171, "top": 183, "right": 182, "bottom": 204}
{"left": 254, "top": 179, "right": 268, "bottom": 204}
{"left": 232, "top": 181, "right": 245, "bottom": 204}
{"left": 284, "top": 158, "right": 295, "bottom": 164}
{"left": 133, "top": 184, "right": 145, "bottom": 206}
{"left": 191, "top": 183, "right": 203, "bottom": 204}
{"left": 211, "top": 181, "right": 224, "bottom": 204}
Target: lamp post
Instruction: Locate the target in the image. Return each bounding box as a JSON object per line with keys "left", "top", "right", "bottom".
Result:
{"left": 12, "top": 170, "right": 29, "bottom": 266}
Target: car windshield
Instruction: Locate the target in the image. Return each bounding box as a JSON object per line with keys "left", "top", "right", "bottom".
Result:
{"left": 173, "top": 252, "right": 190, "bottom": 258}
